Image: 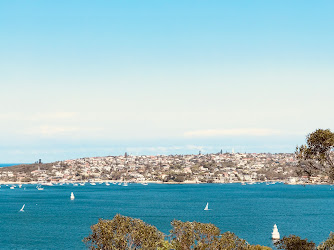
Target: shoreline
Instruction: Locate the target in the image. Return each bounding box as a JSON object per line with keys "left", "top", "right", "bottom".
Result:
{"left": 0, "top": 180, "right": 331, "bottom": 186}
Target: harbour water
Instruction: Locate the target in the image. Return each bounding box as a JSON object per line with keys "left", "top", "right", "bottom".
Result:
{"left": 1, "top": 183, "right": 334, "bottom": 249}
{"left": 0, "top": 164, "right": 22, "bottom": 168}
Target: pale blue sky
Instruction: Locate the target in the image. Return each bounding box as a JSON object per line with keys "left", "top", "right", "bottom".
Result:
{"left": 0, "top": 1, "right": 333, "bottom": 162}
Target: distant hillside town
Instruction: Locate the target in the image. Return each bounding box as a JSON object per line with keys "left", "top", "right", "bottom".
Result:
{"left": 0, "top": 152, "right": 331, "bottom": 184}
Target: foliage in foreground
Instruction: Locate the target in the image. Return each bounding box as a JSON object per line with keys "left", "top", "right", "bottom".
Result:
{"left": 274, "top": 235, "right": 316, "bottom": 250}
{"left": 318, "top": 232, "right": 334, "bottom": 250}
{"left": 83, "top": 214, "right": 165, "bottom": 249}
{"left": 296, "top": 128, "right": 334, "bottom": 180}
{"left": 84, "top": 215, "right": 334, "bottom": 250}
{"left": 84, "top": 214, "right": 270, "bottom": 249}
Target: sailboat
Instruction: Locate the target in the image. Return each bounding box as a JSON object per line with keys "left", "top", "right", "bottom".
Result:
{"left": 204, "top": 202, "right": 210, "bottom": 210}
{"left": 19, "top": 204, "right": 25, "bottom": 212}
{"left": 70, "top": 192, "right": 75, "bottom": 200}
{"left": 272, "top": 224, "right": 280, "bottom": 240}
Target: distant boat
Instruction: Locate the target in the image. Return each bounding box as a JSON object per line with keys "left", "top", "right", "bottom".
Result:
{"left": 204, "top": 202, "right": 210, "bottom": 211}
{"left": 142, "top": 183, "right": 148, "bottom": 186}
{"left": 19, "top": 204, "right": 25, "bottom": 212}
{"left": 272, "top": 224, "right": 280, "bottom": 240}
{"left": 10, "top": 186, "right": 15, "bottom": 189}
{"left": 70, "top": 192, "right": 75, "bottom": 200}
{"left": 123, "top": 182, "right": 128, "bottom": 187}
{"left": 105, "top": 182, "right": 110, "bottom": 186}
{"left": 90, "top": 182, "right": 96, "bottom": 186}
{"left": 36, "top": 184, "right": 44, "bottom": 190}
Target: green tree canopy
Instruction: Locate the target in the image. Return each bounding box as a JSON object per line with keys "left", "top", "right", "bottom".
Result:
{"left": 83, "top": 214, "right": 165, "bottom": 249}
{"left": 170, "top": 220, "right": 221, "bottom": 249}
{"left": 274, "top": 235, "right": 316, "bottom": 250}
{"left": 84, "top": 215, "right": 271, "bottom": 250}
{"left": 318, "top": 232, "right": 334, "bottom": 250}
{"left": 296, "top": 129, "right": 334, "bottom": 179}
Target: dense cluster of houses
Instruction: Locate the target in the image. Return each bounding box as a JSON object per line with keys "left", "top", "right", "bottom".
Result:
{"left": 1, "top": 152, "right": 330, "bottom": 184}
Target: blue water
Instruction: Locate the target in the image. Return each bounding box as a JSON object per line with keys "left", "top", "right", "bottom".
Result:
{"left": 0, "top": 183, "right": 333, "bottom": 249}
{"left": 0, "top": 164, "right": 22, "bottom": 168}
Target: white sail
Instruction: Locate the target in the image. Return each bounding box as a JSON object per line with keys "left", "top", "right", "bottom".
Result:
{"left": 272, "top": 224, "right": 280, "bottom": 240}
{"left": 204, "top": 202, "right": 210, "bottom": 210}
{"left": 19, "top": 204, "right": 25, "bottom": 212}
{"left": 70, "top": 192, "right": 75, "bottom": 200}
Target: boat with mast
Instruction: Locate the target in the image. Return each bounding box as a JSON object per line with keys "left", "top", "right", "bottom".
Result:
{"left": 19, "top": 204, "right": 25, "bottom": 212}
{"left": 204, "top": 202, "right": 210, "bottom": 210}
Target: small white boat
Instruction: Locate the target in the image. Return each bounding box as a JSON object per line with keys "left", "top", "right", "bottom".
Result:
{"left": 204, "top": 202, "right": 210, "bottom": 211}
{"left": 10, "top": 186, "right": 15, "bottom": 189}
{"left": 73, "top": 183, "right": 78, "bottom": 186}
{"left": 123, "top": 182, "right": 128, "bottom": 187}
{"left": 19, "top": 184, "right": 22, "bottom": 188}
{"left": 105, "top": 182, "right": 110, "bottom": 186}
{"left": 70, "top": 192, "right": 75, "bottom": 200}
{"left": 272, "top": 224, "right": 280, "bottom": 240}
{"left": 142, "top": 183, "right": 148, "bottom": 186}
{"left": 36, "top": 184, "right": 44, "bottom": 190}
{"left": 90, "top": 182, "right": 96, "bottom": 186}
{"left": 19, "top": 204, "right": 25, "bottom": 212}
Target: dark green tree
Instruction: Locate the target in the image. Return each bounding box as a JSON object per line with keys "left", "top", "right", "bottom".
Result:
{"left": 274, "top": 235, "right": 316, "bottom": 250}
{"left": 296, "top": 129, "right": 334, "bottom": 180}
{"left": 170, "top": 220, "right": 270, "bottom": 250}
{"left": 216, "top": 231, "right": 248, "bottom": 249}
{"left": 318, "top": 232, "right": 334, "bottom": 250}
{"left": 84, "top": 215, "right": 271, "bottom": 250}
{"left": 83, "top": 214, "right": 165, "bottom": 249}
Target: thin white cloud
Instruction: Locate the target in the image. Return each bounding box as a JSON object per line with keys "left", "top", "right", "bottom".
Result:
{"left": 184, "top": 128, "right": 282, "bottom": 137}
{"left": 0, "top": 112, "right": 78, "bottom": 121}
{"left": 22, "top": 126, "right": 102, "bottom": 137}
{"left": 29, "top": 112, "right": 78, "bottom": 121}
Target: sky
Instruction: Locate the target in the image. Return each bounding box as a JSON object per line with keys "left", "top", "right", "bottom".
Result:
{"left": 0, "top": 0, "right": 333, "bottom": 163}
